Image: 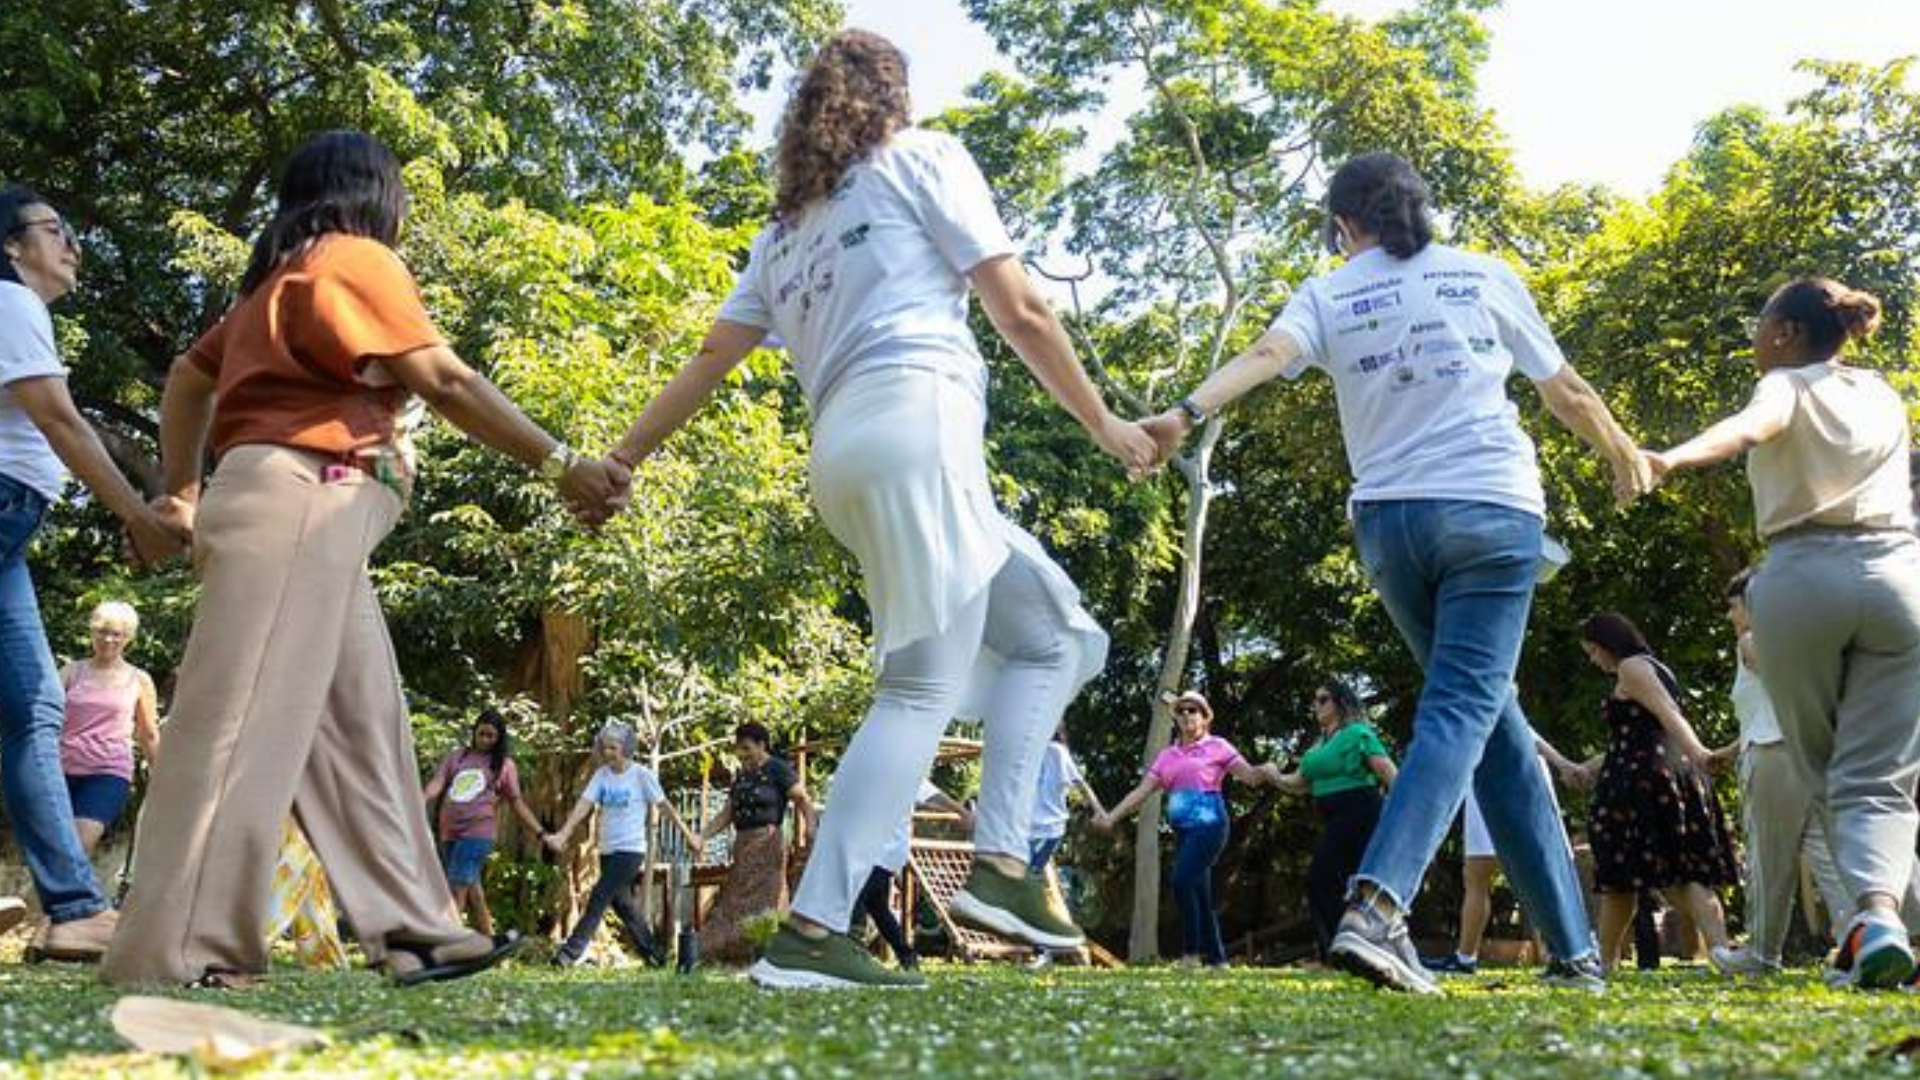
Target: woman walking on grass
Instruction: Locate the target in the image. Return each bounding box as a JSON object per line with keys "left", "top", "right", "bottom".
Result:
{"left": 597, "top": 30, "right": 1154, "bottom": 989}
{"left": 1648, "top": 277, "right": 1919, "bottom": 990}
{"left": 102, "top": 130, "right": 627, "bottom": 988}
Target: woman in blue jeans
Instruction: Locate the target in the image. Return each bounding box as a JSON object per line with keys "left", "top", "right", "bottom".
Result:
{"left": 1098, "top": 691, "right": 1283, "bottom": 966}
{"left": 0, "top": 187, "right": 187, "bottom": 960}
{"left": 1143, "top": 153, "right": 1650, "bottom": 992}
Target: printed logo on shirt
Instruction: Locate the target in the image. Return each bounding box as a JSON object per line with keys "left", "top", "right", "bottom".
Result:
{"left": 597, "top": 786, "right": 634, "bottom": 810}
{"left": 1330, "top": 278, "right": 1404, "bottom": 302}
{"left": 1408, "top": 320, "right": 1447, "bottom": 335}
{"left": 1434, "top": 358, "right": 1473, "bottom": 379}
{"left": 1354, "top": 347, "right": 1405, "bottom": 375}
{"left": 448, "top": 768, "right": 489, "bottom": 805}
{"left": 1468, "top": 336, "right": 1497, "bottom": 354}
{"left": 1390, "top": 364, "right": 1424, "bottom": 391}
{"left": 838, "top": 223, "right": 872, "bottom": 249}
{"left": 1349, "top": 292, "right": 1400, "bottom": 317}
{"left": 1335, "top": 318, "right": 1382, "bottom": 337}
{"left": 1411, "top": 337, "right": 1468, "bottom": 358}
{"left": 1422, "top": 268, "right": 1488, "bottom": 281}
{"left": 1434, "top": 283, "right": 1481, "bottom": 305}
{"left": 829, "top": 173, "right": 859, "bottom": 202}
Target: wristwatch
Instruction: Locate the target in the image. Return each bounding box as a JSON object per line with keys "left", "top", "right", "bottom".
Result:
{"left": 1175, "top": 396, "right": 1209, "bottom": 427}
{"left": 539, "top": 442, "right": 579, "bottom": 484}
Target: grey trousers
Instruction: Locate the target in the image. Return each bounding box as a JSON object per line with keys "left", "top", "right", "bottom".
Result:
{"left": 1749, "top": 530, "right": 1920, "bottom": 917}
{"left": 1739, "top": 741, "right": 1850, "bottom": 957}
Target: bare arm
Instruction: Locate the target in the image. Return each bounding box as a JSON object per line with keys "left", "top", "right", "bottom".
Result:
{"left": 1097, "top": 775, "right": 1164, "bottom": 829}
{"left": 969, "top": 256, "right": 1153, "bottom": 469}
{"left": 657, "top": 799, "right": 701, "bottom": 851}
{"left": 698, "top": 803, "right": 734, "bottom": 847}
{"left": 1072, "top": 779, "right": 1110, "bottom": 819}
{"left": 1138, "top": 326, "right": 1302, "bottom": 465}
{"left": 547, "top": 796, "right": 595, "bottom": 848}
{"left": 787, "top": 782, "right": 819, "bottom": 837}
{"left": 1534, "top": 366, "right": 1650, "bottom": 506}
{"left": 1652, "top": 392, "right": 1792, "bottom": 475}
{"left": 159, "top": 355, "right": 219, "bottom": 503}
{"left": 11, "top": 376, "right": 183, "bottom": 563}
{"left": 1618, "top": 658, "right": 1714, "bottom": 764}
{"left": 132, "top": 670, "right": 161, "bottom": 761}
{"left": 1367, "top": 755, "right": 1397, "bottom": 789}
{"left": 609, "top": 321, "right": 766, "bottom": 466}
{"left": 507, "top": 792, "right": 545, "bottom": 837}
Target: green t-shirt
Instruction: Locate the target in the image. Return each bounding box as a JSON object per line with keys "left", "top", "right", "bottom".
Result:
{"left": 1297, "top": 722, "right": 1391, "bottom": 798}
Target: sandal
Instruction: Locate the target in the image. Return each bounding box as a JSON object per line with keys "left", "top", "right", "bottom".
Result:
{"left": 383, "top": 931, "right": 522, "bottom": 987}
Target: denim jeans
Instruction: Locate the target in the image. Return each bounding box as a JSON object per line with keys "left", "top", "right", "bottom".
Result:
{"left": 0, "top": 474, "right": 109, "bottom": 922}
{"left": 1170, "top": 821, "right": 1229, "bottom": 965}
{"left": 560, "top": 851, "right": 658, "bottom": 962}
{"left": 1351, "top": 499, "right": 1594, "bottom": 962}
{"left": 1027, "top": 835, "right": 1063, "bottom": 876}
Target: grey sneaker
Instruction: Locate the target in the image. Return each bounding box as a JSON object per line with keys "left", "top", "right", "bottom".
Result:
{"left": 1539, "top": 954, "right": 1607, "bottom": 993}
{"left": 1709, "top": 944, "right": 1781, "bottom": 978}
{"left": 949, "top": 864, "right": 1086, "bottom": 950}
{"left": 748, "top": 926, "right": 927, "bottom": 991}
{"left": 1327, "top": 896, "right": 1439, "bottom": 995}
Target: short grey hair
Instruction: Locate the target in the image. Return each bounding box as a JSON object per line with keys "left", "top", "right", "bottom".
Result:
{"left": 596, "top": 720, "right": 637, "bottom": 756}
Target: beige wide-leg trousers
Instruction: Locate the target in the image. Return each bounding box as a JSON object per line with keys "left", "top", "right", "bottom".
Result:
{"left": 103, "top": 445, "right": 466, "bottom": 985}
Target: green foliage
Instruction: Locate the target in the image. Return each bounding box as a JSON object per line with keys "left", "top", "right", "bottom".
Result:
{"left": 4, "top": 963, "right": 1920, "bottom": 1077}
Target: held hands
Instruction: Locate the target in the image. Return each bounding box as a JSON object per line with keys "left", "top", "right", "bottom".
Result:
{"left": 1092, "top": 412, "right": 1159, "bottom": 476}
{"left": 123, "top": 496, "right": 194, "bottom": 568}
{"left": 1139, "top": 410, "right": 1192, "bottom": 472}
{"left": 1642, "top": 450, "right": 1675, "bottom": 489}
{"left": 557, "top": 455, "right": 633, "bottom": 528}
{"left": 542, "top": 831, "right": 567, "bottom": 853}
{"left": 1609, "top": 450, "right": 1656, "bottom": 508}
{"left": 1091, "top": 812, "right": 1116, "bottom": 834}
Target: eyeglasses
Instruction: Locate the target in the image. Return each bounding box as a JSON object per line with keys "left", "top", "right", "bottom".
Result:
{"left": 9, "top": 218, "right": 78, "bottom": 250}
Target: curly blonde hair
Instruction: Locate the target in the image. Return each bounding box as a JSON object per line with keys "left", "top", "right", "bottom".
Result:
{"left": 774, "top": 29, "right": 911, "bottom": 222}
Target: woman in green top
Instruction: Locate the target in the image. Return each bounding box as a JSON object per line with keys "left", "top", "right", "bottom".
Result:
{"left": 1279, "top": 680, "right": 1396, "bottom": 958}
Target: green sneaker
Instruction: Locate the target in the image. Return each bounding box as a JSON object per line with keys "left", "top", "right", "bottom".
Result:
{"left": 748, "top": 926, "right": 927, "bottom": 990}
{"left": 948, "top": 864, "right": 1086, "bottom": 950}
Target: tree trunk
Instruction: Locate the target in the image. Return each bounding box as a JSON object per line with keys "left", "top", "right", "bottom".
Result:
{"left": 512, "top": 608, "right": 594, "bottom": 937}
{"left": 1128, "top": 428, "right": 1218, "bottom": 961}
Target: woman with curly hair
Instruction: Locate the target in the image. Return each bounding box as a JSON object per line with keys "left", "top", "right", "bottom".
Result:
{"left": 1650, "top": 277, "right": 1919, "bottom": 989}
{"left": 598, "top": 28, "right": 1155, "bottom": 989}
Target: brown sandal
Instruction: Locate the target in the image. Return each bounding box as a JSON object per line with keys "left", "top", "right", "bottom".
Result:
{"left": 383, "top": 932, "right": 522, "bottom": 987}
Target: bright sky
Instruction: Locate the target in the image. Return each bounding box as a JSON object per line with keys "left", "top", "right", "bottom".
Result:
{"left": 748, "top": 0, "right": 1920, "bottom": 198}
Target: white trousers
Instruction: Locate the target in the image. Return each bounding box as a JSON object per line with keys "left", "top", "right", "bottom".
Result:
{"left": 790, "top": 555, "right": 1085, "bottom": 931}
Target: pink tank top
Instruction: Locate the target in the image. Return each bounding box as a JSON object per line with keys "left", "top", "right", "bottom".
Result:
{"left": 60, "top": 664, "right": 140, "bottom": 779}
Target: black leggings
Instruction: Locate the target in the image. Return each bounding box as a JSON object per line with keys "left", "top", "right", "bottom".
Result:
{"left": 1308, "top": 787, "right": 1383, "bottom": 957}
{"left": 855, "top": 866, "right": 913, "bottom": 960}
{"left": 561, "top": 851, "right": 659, "bottom": 962}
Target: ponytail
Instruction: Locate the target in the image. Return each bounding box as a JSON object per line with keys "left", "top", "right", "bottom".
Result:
{"left": 1765, "top": 277, "right": 1883, "bottom": 354}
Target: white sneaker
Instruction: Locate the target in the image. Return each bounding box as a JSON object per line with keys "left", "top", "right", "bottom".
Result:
{"left": 1708, "top": 944, "right": 1781, "bottom": 978}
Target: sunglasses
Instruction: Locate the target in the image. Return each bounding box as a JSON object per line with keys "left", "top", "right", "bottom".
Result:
{"left": 1173, "top": 704, "right": 1205, "bottom": 716}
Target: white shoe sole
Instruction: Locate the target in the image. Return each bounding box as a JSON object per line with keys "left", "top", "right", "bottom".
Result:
{"left": 746, "top": 959, "right": 925, "bottom": 991}
{"left": 1329, "top": 930, "right": 1439, "bottom": 995}
{"left": 948, "top": 890, "right": 1085, "bottom": 951}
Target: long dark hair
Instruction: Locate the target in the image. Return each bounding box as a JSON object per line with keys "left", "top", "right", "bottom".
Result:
{"left": 471, "top": 708, "right": 510, "bottom": 777}
{"left": 0, "top": 185, "right": 51, "bottom": 285}
{"left": 1318, "top": 679, "right": 1368, "bottom": 725}
{"left": 240, "top": 131, "right": 407, "bottom": 296}
{"left": 1579, "top": 612, "right": 1652, "bottom": 662}
{"left": 1324, "top": 152, "right": 1434, "bottom": 259}
{"left": 773, "top": 29, "right": 911, "bottom": 222}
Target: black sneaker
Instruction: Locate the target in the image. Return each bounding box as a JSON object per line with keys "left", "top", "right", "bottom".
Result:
{"left": 1422, "top": 953, "right": 1479, "bottom": 975}
{"left": 1539, "top": 955, "right": 1606, "bottom": 993}
{"left": 1328, "top": 896, "right": 1439, "bottom": 994}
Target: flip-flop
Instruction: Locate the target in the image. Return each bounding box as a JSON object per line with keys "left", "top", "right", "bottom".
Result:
{"left": 385, "top": 932, "right": 522, "bottom": 987}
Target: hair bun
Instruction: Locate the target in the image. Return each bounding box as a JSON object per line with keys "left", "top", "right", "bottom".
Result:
{"left": 1832, "top": 288, "right": 1883, "bottom": 340}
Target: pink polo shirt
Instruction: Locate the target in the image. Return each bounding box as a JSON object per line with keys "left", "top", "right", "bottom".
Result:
{"left": 1148, "top": 735, "right": 1244, "bottom": 793}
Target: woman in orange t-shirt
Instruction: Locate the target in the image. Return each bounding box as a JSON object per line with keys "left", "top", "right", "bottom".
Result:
{"left": 103, "top": 130, "right": 625, "bottom": 988}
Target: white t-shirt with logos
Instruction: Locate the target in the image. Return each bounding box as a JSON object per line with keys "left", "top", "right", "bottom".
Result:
{"left": 717, "top": 128, "right": 1017, "bottom": 411}
{"left": 1029, "top": 742, "right": 1085, "bottom": 842}
{"left": 583, "top": 763, "right": 667, "bottom": 856}
{"left": 0, "top": 282, "right": 70, "bottom": 501}
{"left": 1270, "top": 245, "right": 1568, "bottom": 517}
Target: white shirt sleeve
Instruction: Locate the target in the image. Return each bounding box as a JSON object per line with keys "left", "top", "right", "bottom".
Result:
{"left": 582, "top": 769, "right": 607, "bottom": 806}
{"left": 1268, "top": 282, "right": 1324, "bottom": 380}
{"left": 1062, "top": 750, "right": 1085, "bottom": 788}
{"left": 638, "top": 767, "right": 667, "bottom": 805}
{"left": 1487, "top": 262, "right": 1566, "bottom": 381}
{"left": 715, "top": 231, "right": 775, "bottom": 330}
{"left": 914, "top": 779, "right": 943, "bottom": 805}
{"left": 907, "top": 133, "right": 1018, "bottom": 275}
{"left": 0, "top": 285, "right": 68, "bottom": 387}
{"left": 1745, "top": 370, "right": 1800, "bottom": 431}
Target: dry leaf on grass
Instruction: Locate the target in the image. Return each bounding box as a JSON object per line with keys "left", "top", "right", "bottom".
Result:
{"left": 110, "top": 996, "right": 327, "bottom": 1071}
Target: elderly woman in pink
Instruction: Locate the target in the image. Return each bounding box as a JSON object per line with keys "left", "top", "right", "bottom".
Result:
{"left": 1098, "top": 691, "right": 1284, "bottom": 965}
{"left": 59, "top": 600, "right": 159, "bottom": 854}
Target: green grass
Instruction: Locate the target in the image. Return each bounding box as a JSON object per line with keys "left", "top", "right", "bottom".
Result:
{"left": 1, "top": 960, "right": 1918, "bottom": 1078}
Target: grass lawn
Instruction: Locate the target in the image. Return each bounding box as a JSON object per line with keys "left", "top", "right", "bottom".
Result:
{"left": 1, "top": 959, "right": 1918, "bottom": 1078}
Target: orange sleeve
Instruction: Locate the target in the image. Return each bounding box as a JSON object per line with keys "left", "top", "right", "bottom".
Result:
{"left": 184, "top": 315, "right": 228, "bottom": 378}
{"left": 288, "top": 236, "right": 446, "bottom": 383}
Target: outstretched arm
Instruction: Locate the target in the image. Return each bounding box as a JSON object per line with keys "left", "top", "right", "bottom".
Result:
{"left": 608, "top": 320, "right": 767, "bottom": 467}
{"left": 546, "top": 797, "right": 595, "bottom": 850}
{"left": 1534, "top": 367, "right": 1650, "bottom": 506}
{"left": 1618, "top": 659, "right": 1715, "bottom": 767}
{"left": 970, "top": 256, "right": 1154, "bottom": 470}
{"left": 1140, "top": 327, "right": 1303, "bottom": 465}
{"left": 1648, "top": 388, "right": 1793, "bottom": 478}
{"left": 1096, "top": 775, "right": 1163, "bottom": 831}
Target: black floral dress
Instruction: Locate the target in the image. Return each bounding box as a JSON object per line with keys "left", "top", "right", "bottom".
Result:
{"left": 1589, "top": 679, "right": 1739, "bottom": 893}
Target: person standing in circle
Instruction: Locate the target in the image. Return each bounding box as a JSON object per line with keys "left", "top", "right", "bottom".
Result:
{"left": 1098, "top": 691, "right": 1286, "bottom": 967}
{"left": 598, "top": 30, "right": 1153, "bottom": 989}
{"left": 696, "top": 722, "right": 818, "bottom": 966}
{"left": 423, "top": 709, "right": 545, "bottom": 936}
{"left": 1648, "top": 277, "right": 1919, "bottom": 989}
{"left": 1576, "top": 612, "right": 1738, "bottom": 972}
{"left": 59, "top": 600, "right": 161, "bottom": 854}
{"left": 1275, "top": 681, "right": 1395, "bottom": 960}
{"left": 1140, "top": 152, "right": 1649, "bottom": 993}
{"left": 102, "top": 131, "right": 629, "bottom": 988}
{"left": 0, "top": 187, "right": 186, "bottom": 959}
